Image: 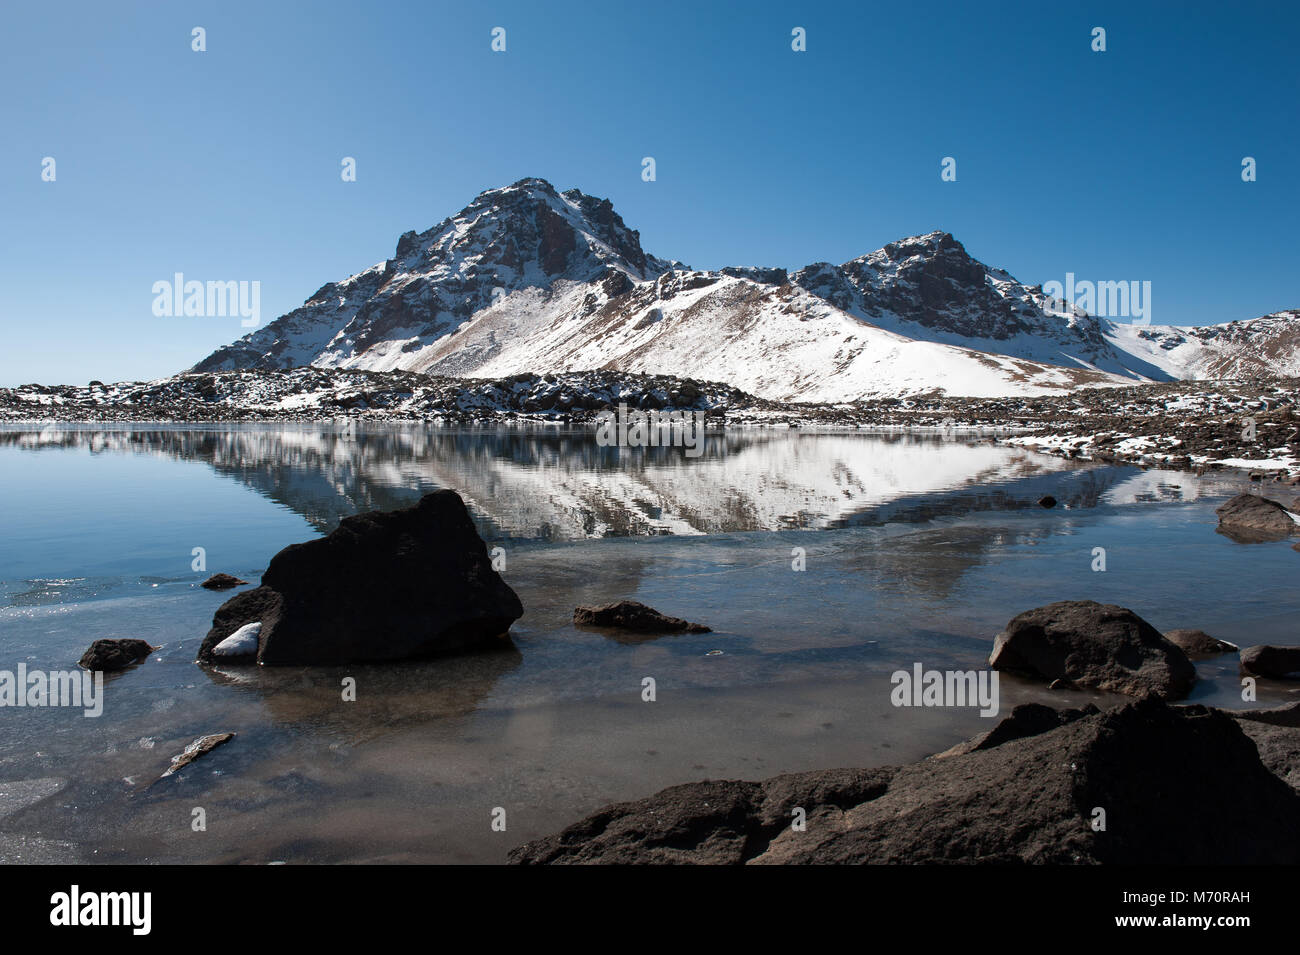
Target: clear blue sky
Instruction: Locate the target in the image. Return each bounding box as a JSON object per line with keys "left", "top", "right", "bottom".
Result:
{"left": 1, "top": 0, "right": 1296, "bottom": 386}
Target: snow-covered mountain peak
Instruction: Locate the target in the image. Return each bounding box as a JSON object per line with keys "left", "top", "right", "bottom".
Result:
{"left": 190, "top": 180, "right": 1300, "bottom": 398}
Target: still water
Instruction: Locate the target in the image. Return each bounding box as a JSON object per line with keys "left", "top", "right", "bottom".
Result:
{"left": 0, "top": 424, "right": 1295, "bottom": 862}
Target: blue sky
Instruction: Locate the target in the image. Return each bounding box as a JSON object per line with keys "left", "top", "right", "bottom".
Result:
{"left": 1, "top": 0, "right": 1296, "bottom": 386}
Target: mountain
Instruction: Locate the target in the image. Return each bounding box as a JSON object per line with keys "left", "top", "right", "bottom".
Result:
{"left": 191, "top": 178, "right": 1299, "bottom": 400}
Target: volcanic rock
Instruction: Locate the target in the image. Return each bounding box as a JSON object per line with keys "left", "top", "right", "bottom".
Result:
{"left": 989, "top": 600, "right": 1195, "bottom": 699}
{"left": 77, "top": 638, "right": 155, "bottom": 672}
{"left": 197, "top": 490, "right": 523, "bottom": 665}
{"left": 1163, "top": 628, "right": 1238, "bottom": 656}
{"left": 1215, "top": 492, "right": 1300, "bottom": 542}
{"left": 509, "top": 697, "right": 1300, "bottom": 864}
{"left": 573, "top": 600, "right": 710, "bottom": 634}
{"left": 201, "top": 573, "right": 249, "bottom": 591}
{"left": 1240, "top": 645, "right": 1300, "bottom": 679}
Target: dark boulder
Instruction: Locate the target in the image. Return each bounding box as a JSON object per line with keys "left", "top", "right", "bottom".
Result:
{"left": 934, "top": 702, "right": 1099, "bottom": 758}
{"left": 1240, "top": 645, "right": 1300, "bottom": 679}
{"left": 200, "top": 573, "right": 249, "bottom": 591}
{"left": 197, "top": 491, "right": 523, "bottom": 665}
{"left": 989, "top": 600, "right": 1195, "bottom": 699}
{"left": 510, "top": 697, "right": 1300, "bottom": 864}
{"left": 78, "top": 638, "right": 155, "bottom": 672}
{"left": 1037, "top": 495, "right": 1057, "bottom": 508}
{"left": 1215, "top": 492, "right": 1299, "bottom": 542}
{"left": 1164, "top": 628, "right": 1238, "bottom": 656}
{"left": 1231, "top": 703, "right": 1300, "bottom": 793}
{"left": 573, "top": 600, "right": 710, "bottom": 634}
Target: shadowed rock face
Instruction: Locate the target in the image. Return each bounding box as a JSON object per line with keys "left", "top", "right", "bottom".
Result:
{"left": 509, "top": 697, "right": 1300, "bottom": 865}
{"left": 989, "top": 600, "right": 1195, "bottom": 699}
{"left": 197, "top": 490, "right": 523, "bottom": 666}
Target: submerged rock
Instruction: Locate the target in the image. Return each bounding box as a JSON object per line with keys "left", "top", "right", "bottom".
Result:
{"left": 1164, "top": 628, "right": 1238, "bottom": 656}
{"left": 201, "top": 573, "right": 249, "bottom": 591}
{"left": 77, "top": 638, "right": 155, "bottom": 672}
{"left": 156, "top": 733, "right": 235, "bottom": 781}
{"left": 197, "top": 490, "right": 523, "bottom": 665}
{"left": 989, "top": 600, "right": 1195, "bottom": 699}
{"left": 1240, "top": 645, "right": 1300, "bottom": 679}
{"left": 1215, "top": 492, "right": 1300, "bottom": 542}
{"left": 509, "top": 697, "right": 1300, "bottom": 864}
{"left": 573, "top": 600, "right": 710, "bottom": 634}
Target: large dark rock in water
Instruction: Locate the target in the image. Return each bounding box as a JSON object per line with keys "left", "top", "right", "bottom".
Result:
{"left": 1215, "top": 492, "right": 1300, "bottom": 542}
{"left": 78, "top": 638, "right": 155, "bottom": 672}
{"left": 1240, "top": 645, "right": 1300, "bottom": 679}
{"left": 573, "top": 600, "right": 710, "bottom": 634}
{"left": 989, "top": 600, "right": 1195, "bottom": 699}
{"left": 509, "top": 697, "right": 1300, "bottom": 864}
{"left": 197, "top": 491, "right": 523, "bottom": 665}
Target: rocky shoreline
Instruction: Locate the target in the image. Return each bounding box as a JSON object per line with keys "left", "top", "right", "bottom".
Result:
{"left": 508, "top": 596, "right": 1300, "bottom": 864}
{"left": 3, "top": 369, "right": 1297, "bottom": 479}
{"left": 509, "top": 697, "right": 1300, "bottom": 864}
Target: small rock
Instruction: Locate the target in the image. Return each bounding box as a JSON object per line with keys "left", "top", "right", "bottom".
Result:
{"left": 1164, "top": 629, "right": 1239, "bottom": 656}
{"left": 1240, "top": 645, "right": 1300, "bottom": 679}
{"left": 574, "top": 600, "right": 710, "bottom": 633}
{"left": 157, "top": 733, "right": 235, "bottom": 781}
{"left": 1037, "top": 495, "right": 1057, "bottom": 508}
{"left": 201, "top": 573, "right": 249, "bottom": 591}
{"left": 78, "top": 638, "right": 155, "bottom": 672}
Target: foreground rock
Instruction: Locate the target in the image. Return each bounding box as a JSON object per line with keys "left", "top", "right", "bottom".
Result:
{"left": 200, "top": 573, "right": 249, "bottom": 591}
{"left": 1215, "top": 492, "right": 1300, "bottom": 542}
{"left": 989, "top": 600, "right": 1195, "bottom": 699}
{"left": 933, "top": 702, "right": 1098, "bottom": 758}
{"left": 197, "top": 491, "right": 523, "bottom": 665}
{"left": 1164, "top": 628, "right": 1238, "bottom": 656}
{"left": 573, "top": 600, "right": 710, "bottom": 634}
{"left": 1232, "top": 702, "right": 1300, "bottom": 793}
{"left": 509, "top": 697, "right": 1300, "bottom": 864}
{"left": 1240, "top": 645, "right": 1300, "bottom": 678}
{"left": 77, "top": 639, "right": 155, "bottom": 672}
{"left": 155, "top": 733, "right": 235, "bottom": 783}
